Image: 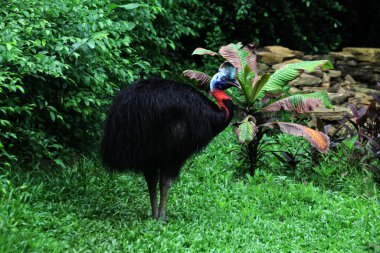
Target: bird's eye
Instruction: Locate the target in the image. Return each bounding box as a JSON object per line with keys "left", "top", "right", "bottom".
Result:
{"left": 221, "top": 77, "right": 226, "bottom": 81}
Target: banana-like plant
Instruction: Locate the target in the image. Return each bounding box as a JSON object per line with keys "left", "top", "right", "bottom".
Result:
{"left": 183, "top": 42, "right": 333, "bottom": 175}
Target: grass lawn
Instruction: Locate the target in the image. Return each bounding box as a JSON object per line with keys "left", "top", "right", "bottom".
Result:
{"left": 1, "top": 129, "right": 380, "bottom": 252}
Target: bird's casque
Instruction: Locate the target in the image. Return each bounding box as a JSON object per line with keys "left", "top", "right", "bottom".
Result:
{"left": 210, "top": 62, "right": 239, "bottom": 91}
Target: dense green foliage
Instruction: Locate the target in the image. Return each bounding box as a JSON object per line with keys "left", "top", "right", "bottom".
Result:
{"left": 0, "top": 0, "right": 199, "bottom": 169}
{"left": 1, "top": 0, "right": 378, "bottom": 170}
{"left": 1, "top": 130, "right": 379, "bottom": 252}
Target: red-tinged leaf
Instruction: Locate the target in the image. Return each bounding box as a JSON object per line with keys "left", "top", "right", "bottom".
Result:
{"left": 192, "top": 47, "right": 218, "bottom": 56}
{"left": 262, "top": 122, "right": 330, "bottom": 153}
{"left": 262, "top": 92, "right": 332, "bottom": 113}
{"left": 349, "top": 103, "right": 369, "bottom": 125}
{"left": 219, "top": 42, "right": 259, "bottom": 78}
{"left": 219, "top": 43, "right": 246, "bottom": 71}
{"left": 263, "top": 98, "right": 323, "bottom": 113}
{"left": 348, "top": 103, "right": 360, "bottom": 119}
{"left": 183, "top": 70, "right": 211, "bottom": 91}
{"left": 261, "top": 92, "right": 284, "bottom": 104}
{"left": 295, "top": 98, "right": 324, "bottom": 114}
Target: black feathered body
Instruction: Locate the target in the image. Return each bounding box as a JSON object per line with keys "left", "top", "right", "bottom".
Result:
{"left": 101, "top": 78, "right": 234, "bottom": 178}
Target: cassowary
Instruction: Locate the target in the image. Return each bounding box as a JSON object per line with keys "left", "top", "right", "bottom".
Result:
{"left": 101, "top": 63, "right": 239, "bottom": 220}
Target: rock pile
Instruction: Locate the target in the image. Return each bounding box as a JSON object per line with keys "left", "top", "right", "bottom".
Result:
{"left": 331, "top": 48, "right": 380, "bottom": 84}
{"left": 256, "top": 46, "right": 380, "bottom": 122}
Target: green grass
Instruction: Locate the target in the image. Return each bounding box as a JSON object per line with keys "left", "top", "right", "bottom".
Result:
{"left": 1, "top": 129, "right": 380, "bottom": 252}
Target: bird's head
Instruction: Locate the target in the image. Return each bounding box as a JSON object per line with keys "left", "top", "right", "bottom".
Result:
{"left": 210, "top": 62, "right": 240, "bottom": 92}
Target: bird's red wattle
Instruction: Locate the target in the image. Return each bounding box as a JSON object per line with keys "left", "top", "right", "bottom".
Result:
{"left": 211, "top": 89, "right": 232, "bottom": 120}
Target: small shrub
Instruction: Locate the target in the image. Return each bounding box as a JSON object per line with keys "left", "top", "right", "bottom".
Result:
{"left": 184, "top": 42, "right": 332, "bottom": 175}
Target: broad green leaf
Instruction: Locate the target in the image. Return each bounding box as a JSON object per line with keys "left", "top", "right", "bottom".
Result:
{"left": 237, "top": 65, "right": 255, "bottom": 103}
{"left": 122, "top": 36, "right": 131, "bottom": 46}
{"left": 87, "top": 40, "right": 95, "bottom": 49}
{"left": 256, "top": 60, "right": 333, "bottom": 100}
{"left": 169, "top": 41, "right": 176, "bottom": 50}
{"left": 15, "top": 85, "right": 25, "bottom": 93}
{"left": 107, "top": 3, "right": 119, "bottom": 11}
{"left": 120, "top": 3, "right": 140, "bottom": 10}
{"left": 108, "top": 3, "right": 140, "bottom": 11}
{"left": 53, "top": 159, "right": 66, "bottom": 169}
{"left": 0, "top": 120, "right": 11, "bottom": 127}
{"left": 125, "top": 22, "right": 136, "bottom": 31}
{"left": 49, "top": 111, "right": 56, "bottom": 122}
{"left": 91, "top": 31, "right": 109, "bottom": 40}
{"left": 252, "top": 74, "right": 270, "bottom": 101}
{"left": 192, "top": 47, "right": 218, "bottom": 56}
{"left": 5, "top": 43, "right": 12, "bottom": 51}
{"left": 234, "top": 116, "right": 258, "bottom": 144}
{"left": 34, "top": 53, "right": 45, "bottom": 60}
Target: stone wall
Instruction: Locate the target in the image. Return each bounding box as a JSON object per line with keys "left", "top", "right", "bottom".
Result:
{"left": 256, "top": 46, "right": 380, "bottom": 122}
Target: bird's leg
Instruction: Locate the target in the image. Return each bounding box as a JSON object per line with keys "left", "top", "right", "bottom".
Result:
{"left": 144, "top": 171, "right": 159, "bottom": 219}
{"left": 158, "top": 173, "right": 172, "bottom": 221}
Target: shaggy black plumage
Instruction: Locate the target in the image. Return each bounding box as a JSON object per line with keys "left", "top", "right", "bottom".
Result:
{"left": 101, "top": 77, "right": 237, "bottom": 220}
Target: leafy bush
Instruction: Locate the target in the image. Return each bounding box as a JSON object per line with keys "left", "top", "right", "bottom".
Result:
{"left": 0, "top": 0, "right": 197, "bottom": 169}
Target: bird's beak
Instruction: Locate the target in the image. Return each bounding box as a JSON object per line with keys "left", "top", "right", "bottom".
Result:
{"left": 228, "top": 80, "right": 241, "bottom": 89}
